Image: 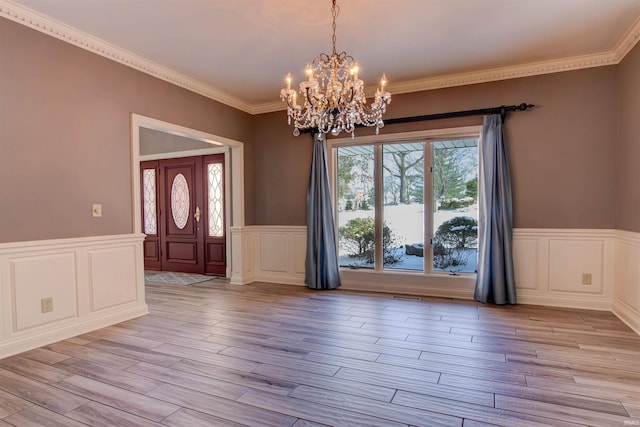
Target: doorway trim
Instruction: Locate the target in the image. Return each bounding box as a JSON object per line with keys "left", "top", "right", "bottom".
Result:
{"left": 131, "top": 114, "right": 245, "bottom": 279}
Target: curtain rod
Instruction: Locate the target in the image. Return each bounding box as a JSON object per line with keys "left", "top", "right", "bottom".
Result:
{"left": 384, "top": 103, "right": 534, "bottom": 126}
{"left": 306, "top": 103, "right": 534, "bottom": 135}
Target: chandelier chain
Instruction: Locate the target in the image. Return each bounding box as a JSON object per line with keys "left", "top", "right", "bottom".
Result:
{"left": 331, "top": 0, "right": 338, "bottom": 54}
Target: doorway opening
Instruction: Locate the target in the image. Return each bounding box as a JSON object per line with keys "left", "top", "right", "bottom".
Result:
{"left": 131, "top": 114, "right": 245, "bottom": 280}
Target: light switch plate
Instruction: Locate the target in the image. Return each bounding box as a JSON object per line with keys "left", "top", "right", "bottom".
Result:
{"left": 92, "top": 203, "right": 102, "bottom": 217}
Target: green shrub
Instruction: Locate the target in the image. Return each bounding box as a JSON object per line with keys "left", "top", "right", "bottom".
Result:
{"left": 339, "top": 217, "right": 403, "bottom": 264}
{"left": 438, "top": 197, "right": 475, "bottom": 210}
{"left": 433, "top": 216, "right": 478, "bottom": 269}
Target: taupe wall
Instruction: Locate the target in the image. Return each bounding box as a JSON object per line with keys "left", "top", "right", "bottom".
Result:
{"left": 616, "top": 42, "right": 640, "bottom": 233}
{"left": 1, "top": 15, "right": 633, "bottom": 241}
{"left": 254, "top": 67, "right": 619, "bottom": 229}
{"left": 0, "top": 18, "right": 255, "bottom": 243}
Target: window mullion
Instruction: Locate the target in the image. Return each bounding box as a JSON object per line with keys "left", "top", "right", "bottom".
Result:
{"left": 425, "top": 141, "right": 433, "bottom": 274}
{"left": 374, "top": 144, "right": 384, "bottom": 271}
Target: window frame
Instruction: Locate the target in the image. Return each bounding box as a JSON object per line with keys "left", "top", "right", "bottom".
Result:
{"left": 328, "top": 125, "right": 482, "bottom": 277}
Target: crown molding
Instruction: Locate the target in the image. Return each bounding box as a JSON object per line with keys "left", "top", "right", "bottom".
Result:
{"left": 0, "top": 0, "right": 254, "bottom": 114}
{"left": 3, "top": 0, "right": 640, "bottom": 116}
{"left": 612, "top": 14, "right": 640, "bottom": 62}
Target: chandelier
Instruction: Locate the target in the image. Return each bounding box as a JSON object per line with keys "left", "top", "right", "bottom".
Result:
{"left": 280, "top": 0, "right": 391, "bottom": 137}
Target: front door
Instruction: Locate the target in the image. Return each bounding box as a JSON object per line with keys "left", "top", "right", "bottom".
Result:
{"left": 141, "top": 155, "right": 226, "bottom": 275}
{"left": 159, "top": 157, "right": 204, "bottom": 273}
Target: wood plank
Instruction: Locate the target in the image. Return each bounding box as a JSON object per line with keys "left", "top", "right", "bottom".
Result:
{"left": 86, "top": 340, "right": 183, "bottom": 367}
{"left": 288, "top": 384, "right": 463, "bottom": 427}
{"left": 439, "top": 373, "right": 629, "bottom": 416}
{"left": 146, "top": 384, "right": 297, "bottom": 427}
{"left": 219, "top": 346, "right": 340, "bottom": 376}
{"left": 236, "top": 388, "right": 407, "bottom": 427}
{"left": 53, "top": 357, "right": 164, "bottom": 394}
{"left": 0, "top": 369, "right": 87, "bottom": 414}
{"left": 65, "top": 401, "right": 164, "bottom": 427}
{"left": 45, "top": 341, "right": 140, "bottom": 370}
{"left": 125, "top": 361, "right": 249, "bottom": 399}
{"left": 301, "top": 335, "right": 422, "bottom": 359}
{"left": 0, "top": 355, "right": 71, "bottom": 384}
{"left": 334, "top": 367, "right": 494, "bottom": 407}
{"left": 525, "top": 376, "right": 640, "bottom": 405}
{"left": 55, "top": 375, "right": 180, "bottom": 422}
{"left": 392, "top": 390, "right": 581, "bottom": 427}
{"left": 150, "top": 343, "right": 260, "bottom": 371}
{"left": 162, "top": 408, "right": 246, "bottom": 427}
{"left": 252, "top": 363, "right": 397, "bottom": 402}
{"left": 0, "top": 388, "right": 32, "bottom": 418}
{"left": 2, "top": 405, "right": 86, "bottom": 427}
{"left": 170, "top": 358, "right": 297, "bottom": 396}
{"left": 495, "top": 394, "right": 633, "bottom": 426}
{"left": 18, "top": 347, "right": 70, "bottom": 365}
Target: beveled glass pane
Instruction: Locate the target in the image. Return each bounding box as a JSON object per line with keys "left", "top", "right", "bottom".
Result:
{"left": 171, "top": 173, "right": 190, "bottom": 229}
{"left": 208, "top": 163, "right": 224, "bottom": 237}
{"left": 142, "top": 168, "right": 157, "bottom": 235}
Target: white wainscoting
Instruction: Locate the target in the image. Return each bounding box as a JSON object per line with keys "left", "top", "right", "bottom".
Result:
{"left": 0, "top": 234, "right": 148, "bottom": 358}
{"left": 235, "top": 226, "right": 640, "bottom": 335}
{"left": 513, "top": 229, "right": 615, "bottom": 310}
{"left": 229, "top": 226, "right": 306, "bottom": 286}
{"left": 613, "top": 230, "right": 640, "bottom": 335}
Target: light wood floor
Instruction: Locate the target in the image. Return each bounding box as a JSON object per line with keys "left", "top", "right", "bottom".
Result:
{"left": 1, "top": 281, "right": 640, "bottom": 426}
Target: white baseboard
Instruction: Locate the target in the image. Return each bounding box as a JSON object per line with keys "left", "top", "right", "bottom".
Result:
{"left": 0, "top": 304, "right": 148, "bottom": 358}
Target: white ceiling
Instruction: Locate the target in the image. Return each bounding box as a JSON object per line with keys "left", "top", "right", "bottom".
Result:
{"left": 6, "top": 0, "right": 640, "bottom": 113}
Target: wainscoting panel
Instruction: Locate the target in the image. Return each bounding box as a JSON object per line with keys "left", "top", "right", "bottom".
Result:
{"left": 239, "top": 226, "right": 306, "bottom": 286}
{"left": 613, "top": 231, "right": 640, "bottom": 335}
{"left": 89, "top": 245, "right": 138, "bottom": 312}
{"left": 0, "top": 234, "right": 148, "bottom": 358}
{"left": 259, "top": 234, "right": 289, "bottom": 273}
{"left": 512, "top": 238, "right": 539, "bottom": 290}
{"left": 11, "top": 252, "right": 78, "bottom": 332}
{"left": 514, "top": 229, "right": 614, "bottom": 310}
{"left": 548, "top": 239, "right": 604, "bottom": 294}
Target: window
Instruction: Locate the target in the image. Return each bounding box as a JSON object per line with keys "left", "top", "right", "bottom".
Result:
{"left": 335, "top": 133, "right": 479, "bottom": 274}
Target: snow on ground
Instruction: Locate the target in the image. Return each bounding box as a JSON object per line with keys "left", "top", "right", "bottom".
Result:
{"left": 338, "top": 203, "right": 478, "bottom": 273}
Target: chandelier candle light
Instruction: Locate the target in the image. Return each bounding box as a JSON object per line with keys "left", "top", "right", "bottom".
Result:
{"left": 280, "top": 0, "right": 391, "bottom": 137}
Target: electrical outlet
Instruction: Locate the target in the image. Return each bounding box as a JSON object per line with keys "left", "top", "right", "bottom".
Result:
{"left": 41, "top": 297, "right": 53, "bottom": 313}
{"left": 581, "top": 273, "right": 592, "bottom": 285}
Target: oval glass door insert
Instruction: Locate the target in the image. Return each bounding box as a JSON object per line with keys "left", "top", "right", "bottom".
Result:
{"left": 171, "top": 173, "right": 190, "bottom": 229}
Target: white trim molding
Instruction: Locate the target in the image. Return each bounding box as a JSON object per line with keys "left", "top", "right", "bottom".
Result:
{"left": 230, "top": 226, "right": 306, "bottom": 286}
{"left": 613, "top": 230, "right": 640, "bottom": 335}
{"left": 2, "top": 0, "right": 640, "bottom": 116}
{"left": 0, "top": 234, "right": 148, "bottom": 358}
{"left": 0, "top": 0, "right": 252, "bottom": 113}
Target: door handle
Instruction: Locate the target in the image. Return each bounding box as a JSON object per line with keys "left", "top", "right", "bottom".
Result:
{"left": 194, "top": 206, "right": 201, "bottom": 223}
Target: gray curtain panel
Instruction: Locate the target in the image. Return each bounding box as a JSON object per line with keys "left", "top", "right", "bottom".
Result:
{"left": 474, "top": 114, "right": 517, "bottom": 304}
{"left": 305, "top": 133, "right": 341, "bottom": 290}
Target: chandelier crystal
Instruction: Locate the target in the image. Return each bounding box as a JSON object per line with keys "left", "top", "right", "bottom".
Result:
{"left": 280, "top": 0, "right": 391, "bottom": 137}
